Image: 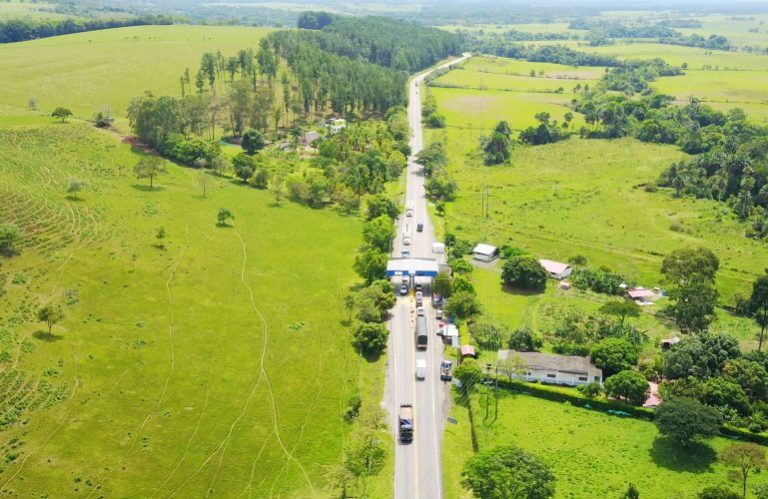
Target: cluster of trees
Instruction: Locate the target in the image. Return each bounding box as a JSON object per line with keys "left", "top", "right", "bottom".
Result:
{"left": 461, "top": 444, "right": 555, "bottom": 498}
{"left": 662, "top": 247, "right": 720, "bottom": 333}
{"left": 570, "top": 265, "right": 631, "bottom": 296}
{"left": 657, "top": 333, "right": 768, "bottom": 433}
{"left": 0, "top": 15, "right": 179, "bottom": 44}
{"left": 127, "top": 92, "right": 220, "bottom": 166}
{"left": 352, "top": 195, "right": 399, "bottom": 285}
{"left": 467, "top": 42, "right": 623, "bottom": 68}
{"left": 482, "top": 121, "right": 513, "bottom": 165}
{"left": 422, "top": 91, "right": 445, "bottom": 129}
{"left": 0, "top": 223, "right": 20, "bottom": 258}
{"left": 417, "top": 140, "right": 457, "bottom": 202}
{"left": 567, "top": 19, "right": 731, "bottom": 50}
{"left": 519, "top": 112, "right": 572, "bottom": 145}
{"left": 549, "top": 307, "right": 647, "bottom": 357}
{"left": 501, "top": 255, "right": 548, "bottom": 291}
{"left": 327, "top": 409, "right": 389, "bottom": 497}
{"left": 653, "top": 110, "right": 768, "bottom": 236}
{"left": 346, "top": 279, "right": 394, "bottom": 356}
{"left": 299, "top": 14, "right": 463, "bottom": 74}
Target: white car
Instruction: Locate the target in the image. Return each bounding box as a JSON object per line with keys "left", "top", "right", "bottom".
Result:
{"left": 403, "top": 237, "right": 411, "bottom": 246}
{"left": 417, "top": 307, "right": 425, "bottom": 316}
{"left": 435, "top": 308, "right": 443, "bottom": 319}
{"left": 416, "top": 359, "right": 427, "bottom": 380}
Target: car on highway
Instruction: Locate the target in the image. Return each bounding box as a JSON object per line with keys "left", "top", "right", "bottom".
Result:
{"left": 403, "top": 236, "right": 411, "bottom": 246}
{"left": 401, "top": 249, "right": 409, "bottom": 257}
{"left": 417, "top": 223, "right": 424, "bottom": 232}
{"left": 417, "top": 306, "right": 425, "bottom": 316}
{"left": 399, "top": 284, "right": 408, "bottom": 296}
{"left": 435, "top": 308, "right": 443, "bottom": 319}
{"left": 415, "top": 359, "right": 427, "bottom": 380}
{"left": 436, "top": 322, "right": 445, "bottom": 336}
{"left": 415, "top": 283, "right": 423, "bottom": 292}
{"left": 440, "top": 360, "right": 453, "bottom": 381}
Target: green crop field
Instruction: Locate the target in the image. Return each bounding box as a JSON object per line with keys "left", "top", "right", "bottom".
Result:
{"left": 0, "top": 121, "right": 388, "bottom": 497}
{"left": 443, "top": 391, "right": 762, "bottom": 499}
{"left": 0, "top": 25, "right": 273, "bottom": 121}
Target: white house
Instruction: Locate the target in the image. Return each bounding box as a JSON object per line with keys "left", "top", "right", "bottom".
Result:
{"left": 327, "top": 118, "right": 347, "bottom": 134}
{"left": 539, "top": 259, "right": 573, "bottom": 280}
{"left": 498, "top": 350, "right": 603, "bottom": 386}
{"left": 472, "top": 243, "right": 498, "bottom": 262}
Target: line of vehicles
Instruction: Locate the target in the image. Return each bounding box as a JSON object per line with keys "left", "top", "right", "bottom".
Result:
{"left": 397, "top": 196, "right": 451, "bottom": 444}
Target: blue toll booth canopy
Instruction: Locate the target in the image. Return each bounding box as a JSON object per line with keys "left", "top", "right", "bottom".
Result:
{"left": 386, "top": 258, "right": 440, "bottom": 277}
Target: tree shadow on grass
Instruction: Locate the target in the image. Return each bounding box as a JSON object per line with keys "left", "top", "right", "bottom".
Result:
{"left": 649, "top": 437, "right": 717, "bottom": 473}
{"left": 64, "top": 195, "right": 84, "bottom": 202}
{"left": 33, "top": 330, "right": 62, "bottom": 342}
{"left": 500, "top": 283, "right": 546, "bottom": 296}
{"left": 131, "top": 184, "right": 164, "bottom": 192}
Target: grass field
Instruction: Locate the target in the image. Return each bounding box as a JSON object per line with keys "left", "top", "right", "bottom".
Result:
{"left": 0, "top": 121, "right": 389, "bottom": 497}
{"left": 0, "top": 25, "right": 273, "bottom": 121}
{"left": 0, "top": 0, "right": 79, "bottom": 21}
{"left": 443, "top": 391, "right": 763, "bottom": 499}
{"left": 429, "top": 56, "right": 594, "bottom": 131}
{"left": 425, "top": 67, "right": 766, "bottom": 353}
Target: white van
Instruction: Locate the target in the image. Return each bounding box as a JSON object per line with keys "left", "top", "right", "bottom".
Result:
{"left": 415, "top": 359, "right": 427, "bottom": 380}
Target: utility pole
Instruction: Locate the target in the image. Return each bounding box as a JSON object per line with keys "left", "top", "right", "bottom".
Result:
{"left": 485, "top": 362, "right": 492, "bottom": 420}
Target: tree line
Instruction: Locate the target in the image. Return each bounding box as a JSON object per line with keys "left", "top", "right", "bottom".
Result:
{"left": 0, "top": 14, "right": 180, "bottom": 44}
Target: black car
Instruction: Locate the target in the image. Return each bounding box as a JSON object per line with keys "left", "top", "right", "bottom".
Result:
{"left": 417, "top": 223, "right": 424, "bottom": 232}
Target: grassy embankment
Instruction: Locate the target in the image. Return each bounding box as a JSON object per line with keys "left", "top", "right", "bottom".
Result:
{"left": 0, "top": 115, "right": 390, "bottom": 496}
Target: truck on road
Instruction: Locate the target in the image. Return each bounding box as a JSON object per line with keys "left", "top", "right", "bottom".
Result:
{"left": 399, "top": 404, "right": 414, "bottom": 443}
{"left": 415, "top": 315, "right": 428, "bottom": 350}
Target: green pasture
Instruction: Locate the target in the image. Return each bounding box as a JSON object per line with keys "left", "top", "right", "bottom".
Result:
{"left": 427, "top": 123, "right": 768, "bottom": 302}
{"left": 0, "top": 25, "right": 273, "bottom": 121}
{"left": 467, "top": 265, "right": 761, "bottom": 355}
{"left": 443, "top": 391, "right": 765, "bottom": 499}
{"left": 673, "top": 14, "right": 768, "bottom": 48}
{"left": 589, "top": 42, "right": 768, "bottom": 71}
{"left": 434, "top": 69, "right": 590, "bottom": 94}
{"left": 0, "top": 122, "right": 388, "bottom": 497}
{"left": 0, "top": 0, "right": 78, "bottom": 21}
{"left": 461, "top": 56, "right": 605, "bottom": 80}
{"left": 430, "top": 87, "right": 582, "bottom": 131}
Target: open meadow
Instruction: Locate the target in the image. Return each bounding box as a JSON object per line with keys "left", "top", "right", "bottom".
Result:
{"left": 426, "top": 54, "right": 767, "bottom": 352}
{"left": 0, "top": 25, "right": 273, "bottom": 122}
{"left": 443, "top": 391, "right": 760, "bottom": 499}
{"left": 0, "top": 120, "right": 389, "bottom": 497}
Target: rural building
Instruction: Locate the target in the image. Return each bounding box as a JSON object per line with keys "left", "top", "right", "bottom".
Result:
{"left": 498, "top": 350, "right": 603, "bottom": 386}
{"left": 460, "top": 345, "right": 477, "bottom": 358}
{"left": 302, "top": 131, "right": 322, "bottom": 147}
{"left": 627, "top": 287, "right": 657, "bottom": 304}
{"left": 659, "top": 336, "right": 680, "bottom": 350}
{"left": 539, "top": 259, "right": 573, "bottom": 280}
{"left": 472, "top": 243, "right": 498, "bottom": 262}
{"left": 643, "top": 382, "right": 662, "bottom": 409}
{"left": 326, "top": 118, "right": 347, "bottom": 134}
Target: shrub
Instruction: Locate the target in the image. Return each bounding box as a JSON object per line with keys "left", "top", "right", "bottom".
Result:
{"left": 501, "top": 256, "right": 548, "bottom": 292}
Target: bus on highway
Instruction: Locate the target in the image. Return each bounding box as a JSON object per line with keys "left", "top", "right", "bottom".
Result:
{"left": 415, "top": 315, "right": 428, "bottom": 350}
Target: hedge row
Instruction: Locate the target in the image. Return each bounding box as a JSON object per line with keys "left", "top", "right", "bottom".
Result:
{"left": 494, "top": 377, "right": 655, "bottom": 420}
{"left": 493, "top": 376, "right": 768, "bottom": 445}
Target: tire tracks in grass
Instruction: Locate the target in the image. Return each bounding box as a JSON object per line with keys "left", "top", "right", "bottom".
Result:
{"left": 209, "top": 227, "right": 313, "bottom": 496}
{"left": 153, "top": 370, "right": 213, "bottom": 495}
{"left": 240, "top": 428, "right": 276, "bottom": 498}
{"left": 0, "top": 344, "right": 80, "bottom": 490}
{"left": 86, "top": 236, "right": 189, "bottom": 497}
